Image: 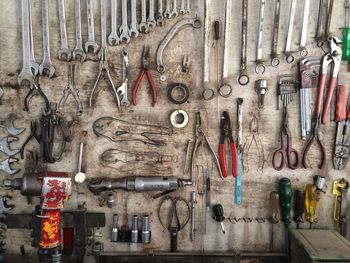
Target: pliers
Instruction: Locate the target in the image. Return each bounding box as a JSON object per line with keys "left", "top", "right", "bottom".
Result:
{"left": 219, "top": 112, "right": 238, "bottom": 177}
{"left": 20, "top": 121, "right": 40, "bottom": 159}
{"left": 316, "top": 36, "right": 343, "bottom": 124}
{"left": 23, "top": 81, "right": 50, "bottom": 112}
{"left": 132, "top": 46, "right": 157, "bottom": 106}
{"left": 89, "top": 47, "right": 120, "bottom": 108}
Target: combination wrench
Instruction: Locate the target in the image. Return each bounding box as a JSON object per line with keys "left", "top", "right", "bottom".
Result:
{"left": 238, "top": 0, "right": 249, "bottom": 85}
{"left": 164, "top": 0, "right": 172, "bottom": 18}
{"left": 18, "top": 0, "right": 36, "bottom": 85}
{"left": 147, "top": 0, "right": 156, "bottom": 30}
{"left": 270, "top": 0, "right": 281, "bottom": 67}
{"left": 156, "top": 0, "right": 164, "bottom": 26}
{"left": 72, "top": 0, "right": 86, "bottom": 62}
{"left": 39, "top": 0, "right": 55, "bottom": 78}
{"left": 117, "top": 49, "right": 130, "bottom": 107}
{"left": 57, "top": 0, "right": 72, "bottom": 61}
{"left": 284, "top": 0, "right": 297, "bottom": 63}
{"left": 171, "top": 0, "right": 178, "bottom": 17}
{"left": 180, "top": 0, "right": 186, "bottom": 14}
{"left": 139, "top": 0, "right": 149, "bottom": 33}
{"left": 255, "top": 0, "right": 266, "bottom": 74}
{"left": 186, "top": 0, "right": 191, "bottom": 14}
{"left": 129, "top": 0, "right": 139, "bottom": 37}
{"left": 85, "top": 0, "right": 99, "bottom": 54}
{"left": 299, "top": 0, "right": 310, "bottom": 57}
{"left": 108, "top": 0, "right": 120, "bottom": 45}
{"left": 119, "top": 0, "right": 130, "bottom": 43}
{"left": 28, "top": 0, "right": 39, "bottom": 74}
{"left": 98, "top": 0, "right": 107, "bottom": 59}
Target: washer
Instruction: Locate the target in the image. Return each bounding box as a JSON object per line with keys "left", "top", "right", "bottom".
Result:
{"left": 167, "top": 83, "right": 190, "bottom": 104}
{"left": 169, "top": 110, "right": 189, "bottom": 128}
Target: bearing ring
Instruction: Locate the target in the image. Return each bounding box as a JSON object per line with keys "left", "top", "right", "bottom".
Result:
{"left": 169, "top": 110, "right": 189, "bottom": 128}
{"left": 167, "top": 83, "right": 190, "bottom": 104}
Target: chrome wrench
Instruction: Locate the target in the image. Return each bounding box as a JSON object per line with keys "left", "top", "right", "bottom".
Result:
{"left": 108, "top": 0, "right": 120, "bottom": 45}
{"left": 284, "top": 0, "right": 297, "bottom": 63}
{"left": 39, "top": 0, "right": 55, "bottom": 78}
{"left": 85, "top": 0, "right": 99, "bottom": 54}
{"left": 238, "top": 0, "right": 249, "bottom": 85}
{"left": 147, "top": 0, "right": 156, "bottom": 30}
{"left": 98, "top": 0, "right": 107, "bottom": 59}
{"left": 186, "top": 0, "right": 191, "bottom": 14}
{"left": 316, "top": 0, "right": 328, "bottom": 45}
{"left": 129, "top": 0, "right": 139, "bottom": 37}
{"left": 164, "top": 0, "right": 172, "bottom": 18}
{"left": 28, "top": 0, "right": 40, "bottom": 73}
{"left": 271, "top": 0, "right": 281, "bottom": 67}
{"left": 119, "top": 0, "right": 130, "bottom": 43}
{"left": 171, "top": 0, "right": 178, "bottom": 17}
{"left": 180, "top": 0, "right": 186, "bottom": 14}
{"left": 57, "top": 0, "right": 72, "bottom": 61}
{"left": 117, "top": 49, "right": 130, "bottom": 107}
{"left": 255, "top": 0, "right": 266, "bottom": 74}
{"left": 156, "top": 0, "right": 164, "bottom": 26}
{"left": 139, "top": 0, "right": 149, "bottom": 33}
{"left": 299, "top": 0, "right": 310, "bottom": 56}
{"left": 73, "top": 0, "right": 86, "bottom": 62}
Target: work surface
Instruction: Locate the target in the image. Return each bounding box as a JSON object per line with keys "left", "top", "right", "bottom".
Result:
{"left": 0, "top": 0, "right": 349, "bottom": 262}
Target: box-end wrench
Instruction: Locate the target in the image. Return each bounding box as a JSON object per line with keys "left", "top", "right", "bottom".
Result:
{"left": 98, "top": 0, "right": 107, "bottom": 59}
{"left": 284, "top": 0, "right": 297, "bottom": 63}
{"left": 271, "top": 0, "right": 281, "bottom": 67}
{"left": 299, "top": 0, "right": 310, "bottom": 57}
{"left": 171, "top": 0, "right": 178, "bottom": 17}
{"left": 156, "top": 0, "right": 164, "bottom": 26}
{"left": 85, "top": 0, "right": 99, "bottom": 54}
{"left": 164, "top": 0, "right": 172, "bottom": 18}
{"left": 180, "top": 0, "right": 186, "bottom": 14}
{"left": 119, "top": 0, "right": 130, "bottom": 43}
{"left": 117, "top": 49, "right": 130, "bottom": 107}
{"left": 129, "top": 0, "right": 139, "bottom": 37}
{"left": 73, "top": 0, "right": 86, "bottom": 62}
{"left": 28, "top": 0, "right": 39, "bottom": 74}
{"left": 147, "top": 0, "right": 156, "bottom": 30}
{"left": 186, "top": 0, "right": 191, "bottom": 14}
{"left": 108, "top": 0, "right": 120, "bottom": 45}
{"left": 238, "top": 0, "right": 249, "bottom": 86}
{"left": 39, "top": 0, "right": 55, "bottom": 78}
{"left": 57, "top": 0, "right": 72, "bottom": 61}
{"left": 18, "top": 0, "right": 36, "bottom": 85}
{"left": 139, "top": 0, "right": 149, "bottom": 33}
{"left": 255, "top": 0, "right": 266, "bottom": 74}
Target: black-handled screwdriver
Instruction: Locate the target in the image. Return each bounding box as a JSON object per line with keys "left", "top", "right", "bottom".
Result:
{"left": 213, "top": 204, "right": 225, "bottom": 234}
{"left": 294, "top": 190, "right": 305, "bottom": 229}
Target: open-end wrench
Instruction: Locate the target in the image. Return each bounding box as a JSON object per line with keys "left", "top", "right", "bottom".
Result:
{"left": 117, "top": 49, "right": 130, "bottom": 107}
{"left": 271, "top": 0, "right": 281, "bottom": 67}
{"left": 108, "top": 0, "right": 120, "bottom": 45}
{"left": 0, "top": 196, "right": 14, "bottom": 213}
{"left": 171, "top": 0, "right": 178, "bottom": 17}
{"left": 180, "top": 0, "right": 186, "bottom": 14}
{"left": 238, "top": 0, "right": 249, "bottom": 85}
{"left": 315, "top": 0, "right": 328, "bottom": 46}
{"left": 164, "top": 0, "right": 172, "bottom": 18}
{"left": 72, "top": 0, "right": 86, "bottom": 62}
{"left": 147, "top": 0, "right": 156, "bottom": 30}
{"left": 0, "top": 158, "right": 19, "bottom": 175}
{"left": 98, "top": 0, "right": 107, "bottom": 59}
{"left": 156, "top": 0, "right": 164, "bottom": 26}
{"left": 284, "top": 0, "right": 297, "bottom": 63}
{"left": 129, "top": 0, "right": 139, "bottom": 37}
{"left": 0, "top": 137, "right": 20, "bottom": 157}
{"left": 18, "top": 0, "right": 36, "bottom": 85}
{"left": 139, "top": 0, "right": 149, "bottom": 33}
{"left": 57, "top": 0, "right": 72, "bottom": 61}
{"left": 0, "top": 114, "right": 25, "bottom": 137}
{"left": 186, "top": 0, "right": 191, "bottom": 14}
{"left": 119, "top": 0, "right": 130, "bottom": 43}
{"left": 85, "top": 0, "right": 99, "bottom": 54}
{"left": 299, "top": 0, "right": 310, "bottom": 57}
{"left": 255, "top": 0, "right": 266, "bottom": 74}
{"left": 28, "top": 0, "right": 39, "bottom": 74}
{"left": 39, "top": 0, "right": 55, "bottom": 77}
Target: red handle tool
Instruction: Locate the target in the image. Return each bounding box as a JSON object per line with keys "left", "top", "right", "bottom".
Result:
{"left": 219, "top": 142, "right": 238, "bottom": 177}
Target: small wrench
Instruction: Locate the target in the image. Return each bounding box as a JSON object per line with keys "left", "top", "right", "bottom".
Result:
{"left": 57, "top": 0, "right": 72, "bottom": 61}
{"left": 0, "top": 196, "right": 14, "bottom": 213}
{"left": 85, "top": 0, "right": 99, "bottom": 54}
{"left": 108, "top": 0, "right": 120, "bottom": 45}
{"left": 39, "top": 0, "right": 55, "bottom": 77}
{"left": 72, "top": 0, "right": 86, "bottom": 62}
{"left": 119, "top": 0, "right": 130, "bottom": 43}
{"left": 28, "top": 0, "right": 40, "bottom": 74}
{"left": 148, "top": 0, "right": 156, "bottom": 30}
{"left": 129, "top": 0, "right": 139, "bottom": 37}
{"left": 171, "top": 0, "right": 178, "bottom": 17}
{"left": 117, "top": 50, "right": 130, "bottom": 107}
{"left": 98, "top": 0, "right": 107, "bottom": 59}
{"left": 156, "top": 0, "right": 164, "bottom": 26}
{"left": 0, "top": 137, "right": 20, "bottom": 157}
{"left": 0, "top": 114, "right": 25, "bottom": 137}
{"left": 164, "top": 0, "right": 172, "bottom": 18}
{"left": 139, "top": 0, "right": 149, "bottom": 33}
{"left": 186, "top": 0, "right": 191, "bottom": 14}
{"left": 180, "top": 0, "right": 186, "bottom": 14}
{"left": 0, "top": 158, "right": 19, "bottom": 175}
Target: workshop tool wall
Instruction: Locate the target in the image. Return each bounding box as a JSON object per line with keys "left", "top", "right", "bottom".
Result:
{"left": 0, "top": 0, "right": 349, "bottom": 262}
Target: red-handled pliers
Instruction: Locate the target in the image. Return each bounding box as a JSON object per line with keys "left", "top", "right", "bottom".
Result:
{"left": 132, "top": 46, "right": 157, "bottom": 106}
{"left": 219, "top": 111, "right": 238, "bottom": 177}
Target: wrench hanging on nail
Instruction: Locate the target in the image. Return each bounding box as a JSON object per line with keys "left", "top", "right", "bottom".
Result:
{"left": 140, "top": 0, "right": 149, "bottom": 33}
{"left": 120, "top": 0, "right": 130, "bottom": 43}
{"left": 117, "top": 49, "right": 130, "bottom": 107}
{"left": 299, "top": 0, "right": 310, "bottom": 57}
{"left": 164, "top": 0, "right": 172, "bottom": 18}
{"left": 238, "top": 0, "right": 249, "bottom": 85}
{"left": 98, "top": 0, "right": 107, "bottom": 59}
{"left": 156, "top": 0, "right": 164, "bottom": 26}
{"left": 73, "top": 0, "right": 86, "bottom": 62}
{"left": 57, "top": 0, "right": 72, "bottom": 61}
{"left": 284, "top": 0, "right": 297, "bottom": 63}
{"left": 85, "top": 0, "right": 99, "bottom": 54}
{"left": 270, "top": 0, "right": 281, "bottom": 67}
{"left": 28, "top": 0, "right": 40, "bottom": 73}
{"left": 255, "top": 0, "right": 266, "bottom": 74}
{"left": 148, "top": 0, "right": 156, "bottom": 30}
{"left": 130, "top": 0, "right": 139, "bottom": 37}
{"left": 108, "top": 0, "right": 121, "bottom": 45}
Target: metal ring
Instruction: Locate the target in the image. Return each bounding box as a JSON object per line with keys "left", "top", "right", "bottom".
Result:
{"left": 157, "top": 65, "right": 165, "bottom": 73}
{"left": 300, "top": 48, "right": 309, "bottom": 57}
{"left": 238, "top": 73, "right": 250, "bottom": 86}
{"left": 271, "top": 57, "right": 280, "bottom": 67}
{"left": 286, "top": 54, "right": 295, "bottom": 63}
{"left": 218, "top": 84, "right": 232, "bottom": 98}
{"left": 160, "top": 75, "right": 167, "bottom": 81}
{"left": 202, "top": 88, "right": 215, "bottom": 100}
{"left": 169, "top": 110, "right": 189, "bottom": 128}
{"left": 255, "top": 63, "right": 266, "bottom": 74}
{"left": 167, "top": 83, "right": 189, "bottom": 104}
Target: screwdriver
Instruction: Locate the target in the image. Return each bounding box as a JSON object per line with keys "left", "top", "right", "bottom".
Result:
{"left": 294, "top": 190, "right": 306, "bottom": 229}
{"left": 213, "top": 204, "right": 225, "bottom": 234}
{"left": 305, "top": 184, "right": 317, "bottom": 228}
{"left": 269, "top": 191, "right": 279, "bottom": 252}
{"left": 278, "top": 178, "right": 292, "bottom": 251}
{"left": 343, "top": 0, "right": 350, "bottom": 66}
{"left": 213, "top": 20, "right": 221, "bottom": 90}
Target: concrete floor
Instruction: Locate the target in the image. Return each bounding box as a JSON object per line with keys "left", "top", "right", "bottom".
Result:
{"left": 0, "top": 0, "right": 349, "bottom": 262}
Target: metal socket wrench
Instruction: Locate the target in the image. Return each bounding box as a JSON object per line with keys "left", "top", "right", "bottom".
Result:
{"left": 142, "top": 215, "right": 151, "bottom": 243}
{"left": 107, "top": 192, "right": 115, "bottom": 208}
{"left": 131, "top": 215, "right": 138, "bottom": 243}
{"left": 111, "top": 214, "right": 118, "bottom": 242}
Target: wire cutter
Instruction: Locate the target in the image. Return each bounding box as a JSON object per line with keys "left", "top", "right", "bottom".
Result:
{"left": 333, "top": 85, "right": 350, "bottom": 170}
{"left": 132, "top": 46, "right": 157, "bottom": 106}
{"left": 89, "top": 47, "right": 120, "bottom": 108}
{"left": 219, "top": 111, "right": 238, "bottom": 177}
{"left": 272, "top": 109, "right": 299, "bottom": 170}
{"left": 316, "top": 36, "right": 343, "bottom": 124}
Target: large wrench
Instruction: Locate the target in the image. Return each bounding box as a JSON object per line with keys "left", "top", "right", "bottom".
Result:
{"left": 28, "top": 0, "right": 39, "bottom": 74}
{"left": 108, "top": 0, "right": 120, "bottom": 45}
{"left": 57, "top": 0, "right": 72, "bottom": 61}
{"left": 119, "top": 0, "right": 130, "bottom": 43}
{"left": 171, "top": 0, "right": 178, "bottom": 17}
{"left": 238, "top": 0, "right": 249, "bottom": 85}
{"left": 39, "top": 0, "right": 55, "bottom": 77}
{"left": 186, "top": 0, "right": 191, "bottom": 14}
{"left": 147, "top": 0, "right": 156, "bottom": 30}
{"left": 164, "top": 0, "right": 172, "bottom": 18}
{"left": 129, "top": 0, "right": 139, "bottom": 37}
{"left": 18, "top": 0, "right": 36, "bottom": 85}
{"left": 73, "top": 0, "right": 86, "bottom": 62}
{"left": 180, "top": 0, "right": 186, "bottom": 14}
{"left": 255, "top": 0, "right": 266, "bottom": 74}
{"left": 156, "top": 0, "right": 164, "bottom": 26}
{"left": 284, "top": 0, "right": 297, "bottom": 63}
{"left": 0, "top": 158, "right": 19, "bottom": 175}
{"left": 299, "top": 0, "right": 310, "bottom": 56}
{"left": 117, "top": 49, "right": 130, "bottom": 107}
{"left": 0, "top": 114, "right": 25, "bottom": 137}
{"left": 139, "top": 0, "right": 149, "bottom": 33}
{"left": 85, "top": 0, "right": 99, "bottom": 54}
{"left": 98, "top": 0, "right": 107, "bottom": 59}
{"left": 0, "top": 137, "right": 20, "bottom": 157}
{"left": 270, "top": 0, "right": 281, "bottom": 67}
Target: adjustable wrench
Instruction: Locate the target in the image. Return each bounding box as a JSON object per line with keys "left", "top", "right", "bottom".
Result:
{"left": 117, "top": 49, "right": 130, "bottom": 107}
{"left": 18, "top": 0, "right": 36, "bottom": 85}
{"left": 129, "top": 0, "right": 139, "bottom": 37}
{"left": 119, "top": 0, "right": 130, "bottom": 43}
{"left": 0, "top": 137, "right": 20, "bottom": 157}
{"left": 156, "top": 0, "right": 164, "bottom": 26}
{"left": 108, "top": 0, "right": 120, "bottom": 45}
{"left": 139, "top": 0, "right": 149, "bottom": 33}
{"left": 85, "top": 0, "right": 99, "bottom": 54}
{"left": 57, "top": 0, "right": 71, "bottom": 61}
{"left": 39, "top": 0, "right": 55, "bottom": 77}
{"left": 0, "top": 158, "right": 19, "bottom": 175}
{"left": 98, "top": 0, "right": 107, "bottom": 59}
{"left": 28, "top": 0, "right": 39, "bottom": 74}
{"left": 180, "top": 0, "right": 186, "bottom": 14}
{"left": 164, "top": 0, "right": 172, "bottom": 18}
{"left": 147, "top": 0, "right": 156, "bottom": 30}
{"left": 171, "top": 0, "right": 178, "bottom": 17}
{"left": 73, "top": 0, "right": 86, "bottom": 62}
{"left": 186, "top": 0, "right": 191, "bottom": 14}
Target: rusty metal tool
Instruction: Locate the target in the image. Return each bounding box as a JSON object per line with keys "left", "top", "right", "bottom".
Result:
{"left": 269, "top": 191, "right": 279, "bottom": 251}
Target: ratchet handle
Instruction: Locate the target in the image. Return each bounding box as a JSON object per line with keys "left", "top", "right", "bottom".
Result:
{"left": 316, "top": 73, "right": 327, "bottom": 115}
{"left": 321, "top": 76, "right": 337, "bottom": 124}
{"left": 170, "top": 227, "right": 178, "bottom": 252}
{"left": 335, "top": 85, "right": 346, "bottom": 122}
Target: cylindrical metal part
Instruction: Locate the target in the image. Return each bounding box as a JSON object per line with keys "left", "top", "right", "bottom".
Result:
{"left": 107, "top": 192, "right": 116, "bottom": 208}
{"left": 131, "top": 215, "right": 138, "bottom": 243}
{"left": 190, "top": 191, "right": 196, "bottom": 241}
{"left": 141, "top": 214, "right": 151, "bottom": 243}
{"left": 255, "top": 79, "right": 268, "bottom": 108}
{"left": 92, "top": 241, "right": 102, "bottom": 257}
{"left": 315, "top": 175, "right": 326, "bottom": 191}
{"left": 132, "top": 177, "right": 179, "bottom": 191}
{"left": 111, "top": 214, "right": 118, "bottom": 242}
